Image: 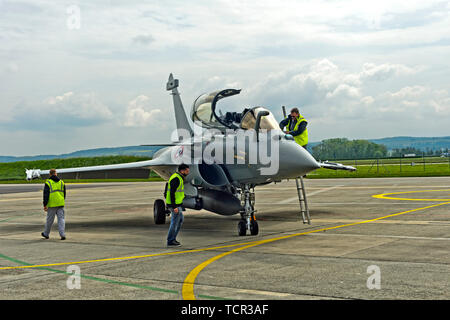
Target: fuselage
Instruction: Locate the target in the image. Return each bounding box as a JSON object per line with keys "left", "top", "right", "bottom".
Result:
{"left": 150, "top": 128, "right": 320, "bottom": 186}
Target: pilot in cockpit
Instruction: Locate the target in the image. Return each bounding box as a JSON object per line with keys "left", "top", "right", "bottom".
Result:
{"left": 279, "top": 107, "right": 309, "bottom": 149}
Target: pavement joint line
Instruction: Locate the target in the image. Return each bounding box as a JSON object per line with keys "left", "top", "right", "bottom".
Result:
{"left": 181, "top": 189, "right": 450, "bottom": 300}
{"left": 191, "top": 282, "right": 357, "bottom": 300}
{"left": 0, "top": 212, "right": 41, "bottom": 223}
{"left": 0, "top": 197, "right": 41, "bottom": 202}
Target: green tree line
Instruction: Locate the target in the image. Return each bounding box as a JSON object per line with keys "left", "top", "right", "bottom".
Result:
{"left": 312, "top": 138, "right": 388, "bottom": 160}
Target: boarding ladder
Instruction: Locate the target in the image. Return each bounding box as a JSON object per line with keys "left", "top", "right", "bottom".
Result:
{"left": 281, "top": 106, "right": 311, "bottom": 224}
{"left": 295, "top": 177, "right": 311, "bottom": 224}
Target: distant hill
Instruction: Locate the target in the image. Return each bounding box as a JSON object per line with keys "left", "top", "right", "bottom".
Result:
{"left": 0, "top": 145, "right": 170, "bottom": 163}
{"left": 1, "top": 136, "right": 449, "bottom": 163}
{"left": 368, "top": 136, "right": 450, "bottom": 152}
{"left": 308, "top": 136, "right": 450, "bottom": 152}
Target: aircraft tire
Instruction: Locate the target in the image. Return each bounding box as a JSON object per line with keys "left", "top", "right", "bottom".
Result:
{"left": 238, "top": 220, "right": 247, "bottom": 236}
{"left": 154, "top": 199, "right": 166, "bottom": 224}
{"left": 250, "top": 220, "right": 259, "bottom": 236}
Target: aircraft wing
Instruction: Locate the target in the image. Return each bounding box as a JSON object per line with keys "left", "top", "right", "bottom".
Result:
{"left": 319, "top": 161, "right": 356, "bottom": 171}
{"left": 25, "top": 147, "right": 178, "bottom": 180}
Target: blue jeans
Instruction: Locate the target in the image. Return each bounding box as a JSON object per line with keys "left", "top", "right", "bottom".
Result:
{"left": 167, "top": 206, "right": 184, "bottom": 244}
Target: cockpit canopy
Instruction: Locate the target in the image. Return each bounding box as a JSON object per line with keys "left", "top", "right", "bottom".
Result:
{"left": 240, "top": 107, "right": 279, "bottom": 130}
{"left": 191, "top": 89, "right": 280, "bottom": 132}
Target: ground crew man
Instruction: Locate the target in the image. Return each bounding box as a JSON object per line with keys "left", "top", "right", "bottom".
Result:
{"left": 41, "top": 169, "right": 66, "bottom": 240}
{"left": 279, "top": 107, "right": 308, "bottom": 149}
{"left": 166, "top": 164, "right": 190, "bottom": 247}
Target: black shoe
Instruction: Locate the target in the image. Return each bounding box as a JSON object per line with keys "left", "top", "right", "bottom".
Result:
{"left": 173, "top": 240, "right": 181, "bottom": 246}
{"left": 60, "top": 236, "right": 66, "bottom": 240}
{"left": 167, "top": 241, "right": 181, "bottom": 247}
{"left": 41, "top": 232, "right": 49, "bottom": 239}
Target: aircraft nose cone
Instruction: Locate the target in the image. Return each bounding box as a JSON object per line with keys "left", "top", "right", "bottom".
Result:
{"left": 279, "top": 142, "right": 320, "bottom": 177}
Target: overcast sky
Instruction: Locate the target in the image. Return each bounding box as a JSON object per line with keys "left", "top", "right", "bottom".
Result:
{"left": 1, "top": 0, "right": 449, "bottom": 156}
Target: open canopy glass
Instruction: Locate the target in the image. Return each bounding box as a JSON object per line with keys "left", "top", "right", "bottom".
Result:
{"left": 191, "top": 89, "right": 241, "bottom": 130}
{"left": 190, "top": 89, "right": 279, "bottom": 131}
{"left": 240, "top": 107, "right": 279, "bottom": 130}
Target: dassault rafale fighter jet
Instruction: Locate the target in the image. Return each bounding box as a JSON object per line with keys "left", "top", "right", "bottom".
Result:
{"left": 26, "top": 74, "right": 355, "bottom": 236}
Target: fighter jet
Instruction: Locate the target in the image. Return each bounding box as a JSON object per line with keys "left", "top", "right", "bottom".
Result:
{"left": 26, "top": 74, "right": 355, "bottom": 236}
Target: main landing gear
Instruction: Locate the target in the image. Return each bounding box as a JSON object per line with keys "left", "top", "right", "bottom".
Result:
{"left": 238, "top": 184, "right": 259, "bottom": 236}
{"left": 153, "top": 199, "right": 170, "bottom": 224}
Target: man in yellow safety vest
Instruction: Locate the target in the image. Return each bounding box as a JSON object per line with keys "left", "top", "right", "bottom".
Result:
{"left": 41, "top": 169, "right": 67, "bottom": 240}
{"left": 279, "top": 107, "right": 309, "bottom": 149}
{"left": 166, "top": 164, "right": 190, "bottom": 247}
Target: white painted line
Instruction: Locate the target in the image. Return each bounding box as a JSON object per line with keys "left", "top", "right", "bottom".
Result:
{"left": 276, "top": 185, "right": 344, "bottom": 204}
{"left": 233, "top": 288, "right": 294, "bottom": 297}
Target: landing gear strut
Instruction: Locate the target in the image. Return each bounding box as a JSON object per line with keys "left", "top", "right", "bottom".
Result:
{"left": 237, "top": 184, "right": 259, "bottom": 236}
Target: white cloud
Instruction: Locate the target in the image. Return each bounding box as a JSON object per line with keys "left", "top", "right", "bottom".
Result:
{"left": 246, "top": 59, "right": 416, "bottom": 115}
{"left": 388, "top": 86, "right": 428, "bottom": 98}
{"left": 361, "top": 96, "right": 375, "bottom": 105}
{"left": 44, "top": 91, "right": 113, "bottom": 120}
{"left": 123, "top": 95, "right": 165, "bottom": 127}
{"left": 6, "top": 91, "right": 113, "bottom": 128}
{"left": 239, "top": 59, "right": 450, "bottom": 139}
{"left": 359, "top": 63, "right": 418, "bottom": 81}
{"left": 326, "top": 84, "right": 361, "bottom": 99}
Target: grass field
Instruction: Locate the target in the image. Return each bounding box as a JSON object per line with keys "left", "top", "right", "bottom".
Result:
{"left": 1, "top": 155, "right": 449, "bottom": 183}
{"left": 0, "top": 156, "right": 157, "bottom": 181}
{"left": 309, "top": 162, "right": 450, "bottom": 178}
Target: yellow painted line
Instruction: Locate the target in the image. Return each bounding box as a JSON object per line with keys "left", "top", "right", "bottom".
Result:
{"left": 182, "top": 243, "right": 258, "bottom": 300}
{"left": 182, "top": 189, "right": 450, "bottom": 300}
{"left": 0, "top": 240, "right": 272, "bottom": 271}
{"left": 372, "top": 189, "right": 450, "bottom": 201}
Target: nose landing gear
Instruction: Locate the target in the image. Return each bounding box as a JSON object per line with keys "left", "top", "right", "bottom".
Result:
{"left": 238, "top": 184, "right": 259, "bottom": 236}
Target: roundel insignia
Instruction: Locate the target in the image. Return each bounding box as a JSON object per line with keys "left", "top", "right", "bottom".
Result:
{"left": 175, "top": 146, "right": 184, "bottom": 158}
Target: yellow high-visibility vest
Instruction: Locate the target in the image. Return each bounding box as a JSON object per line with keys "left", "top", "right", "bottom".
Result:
{"left": 165, "top": 173, "right": 185, "bottom": 205}
{"left": 287, "top": 115, "right": 308, "bottom": 147}
{"left": 46, "top": 179, "right": 65, "bottom": 207}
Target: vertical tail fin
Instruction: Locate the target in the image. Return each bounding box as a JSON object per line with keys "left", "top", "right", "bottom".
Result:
{"left": 167, "top": 74, "right": 193, "bottom": 140}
